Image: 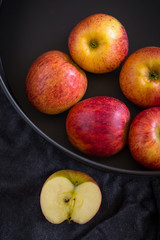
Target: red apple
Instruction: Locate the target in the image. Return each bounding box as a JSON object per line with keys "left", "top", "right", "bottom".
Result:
{"left": 25, "top": 50, "right": 87, "bottom": 114}
{"left": 119, "top": 46, "right": 160, "bottom": 108}
{"left": 68, "top": 13, "right": 129, "bottom": 73}
{"left": 66, "top": 96, "right": 130, "bottom": 157}
{"left": 128, "top": 107, "right": 160, "bottom": 169}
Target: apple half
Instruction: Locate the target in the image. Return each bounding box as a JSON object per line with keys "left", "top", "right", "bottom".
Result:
{"left": 40, "top": 170, "right": 102, "bottom": 224}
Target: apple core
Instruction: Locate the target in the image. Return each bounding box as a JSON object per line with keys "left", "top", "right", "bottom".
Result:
{"left": 61, "top": 188, "right": 78, "bottom": 222}
{"left": 63, "top": 194, "right": 77, "bottom": 223}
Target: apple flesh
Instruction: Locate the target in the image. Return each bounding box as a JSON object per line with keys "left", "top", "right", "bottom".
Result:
{"left": 119, "top": 46, "right": 160, "bottom": 108}
{"left": 68, "top": 13, "right": 128, "bottom": 73}
{"left": 128, "top": 107, "right": 160, "bottom": 169}
{"left": 40, "top": 170, "right": 102, "bottom": 224}
{"left": 66, "top": 96, "right": 130, "bottom": 157}
{"left": 25, "top": 50, "right": 87, "bottom": 114}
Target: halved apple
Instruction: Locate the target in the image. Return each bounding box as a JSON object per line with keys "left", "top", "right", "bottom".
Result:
{"left": 40, "top": 170, "right": 102, "bottom": 224}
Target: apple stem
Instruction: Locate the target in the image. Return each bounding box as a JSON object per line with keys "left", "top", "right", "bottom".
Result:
{"left": 148, "top": 70, "right": 159, "bottom": 80}
{"left": 74, "top": 181, "right": 79, "bottom": 186}
{"left": 67, "top": 217, "right": 72, "bottom": 223}
{"left": 89, "top": 40, "right": 98, "bottom": 49}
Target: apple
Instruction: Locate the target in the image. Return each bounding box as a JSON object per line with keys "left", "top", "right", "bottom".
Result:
{"left": 25, "top": 50, "right": 87, "bottom": 114}
{"left": 119, "top": 46, "right": 160, "bottom": 108}
{"left": 128, "top": 107, "right": 160, "bottom": 169}
{"left": 66, "top": 96, "right": 130, "bottom": 157}
{"left": 40, "top": 170, "right": 102, "bottom": 224}
{"left": 68, "top": 13, "right": 129, "bottom": 74}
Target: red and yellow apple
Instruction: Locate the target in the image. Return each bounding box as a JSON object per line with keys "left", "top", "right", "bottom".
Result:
{"left": 68, "top": 13, "right": 128, "bottom": 74}
{"left": 119, "top": 46, "right": 160, "bottom": 108}
{"left": 128, "top": 107, "right": 160, "bottom": 169}
{"left": 25, "top": 50, "right": 87, "bottom": 114}
{"left": 40, "top": 170, "right": 102, "bottom": 224}
{"left": 66, "top": 96, "right": 130, "bottom": 157}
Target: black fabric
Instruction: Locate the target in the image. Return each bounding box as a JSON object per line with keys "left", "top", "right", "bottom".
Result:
{"left": 0, "top": 86, "right": 160, "bottom": 240}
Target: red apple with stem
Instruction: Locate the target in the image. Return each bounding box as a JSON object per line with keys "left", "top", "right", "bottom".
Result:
{"left": 66, "top": 96, "right": 130, "bottom": 157}
{"left": 25, "top": 50, "right": 87, "bottom": 114}
{"left": 68, "top": 13, "right": 128, "bottom": 73}
{"left": 128, "top": 107, "right": 160, "bottom": 169}
{"left": 119, "top": 46, "right": 160, "bottom": 108}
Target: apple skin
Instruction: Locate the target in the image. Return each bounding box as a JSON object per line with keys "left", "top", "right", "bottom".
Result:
{"left": 25, "top": 50, "right": 87, "bottom": 114}
{"left": 40, "top": 170, "right": 102, "bottom": 224}
{"left": 68, "top": 13, "right": 128, "bottom": 74}
{"left": 45, "top": 169, "right": 96, "bottom": 185}
{"left": 128, "top": 107, "right": 160, "bottom": 169}
{"left": 119, "top": 46, "right": 160, "bottom": 108}
{"left": 66, "top": 96, "right": 130, "bottom": 157}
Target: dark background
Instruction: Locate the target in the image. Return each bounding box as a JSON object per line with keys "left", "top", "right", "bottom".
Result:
{"left": 0, "top": 0, "right": 160, "bottom": 239}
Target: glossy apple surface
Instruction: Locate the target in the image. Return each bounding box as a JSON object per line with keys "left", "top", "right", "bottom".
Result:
{"left": 40, "top": 170, "right": 102, "bottom": 224}
{"left": 68, "top": 13, "right": 128, "bottom": 73}
{"left": 25, "top": 50, "right": 87, "bottom": 114}
{"left": 119, "top": 46, "right": 160, "bottom": 108}
{"left": 66, "top": 96, "right": 130, "bottom": 157}
{"left": 128, "top": 107, "right": 160, "bottom": 169}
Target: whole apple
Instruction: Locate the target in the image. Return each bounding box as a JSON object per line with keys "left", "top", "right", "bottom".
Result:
{"left": 25, "top": 50, "right": 87, "bottom": 114}
{"left": 119, "top": 46, "right": 160, "bottom": 108}
{"left": 66, "top": 96, "right": 130, "bottom": 157}
{"left": 68, "top": 13, "right": 129, "bottom": 73}
{"left": 128, "top": 107, "right": 160, "bottom": 169}
{"left": 40, "top": 170, "right": 102, "bottom": 224}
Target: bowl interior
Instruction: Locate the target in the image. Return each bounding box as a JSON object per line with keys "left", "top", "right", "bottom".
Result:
{"left": 0, "top": 0, "right": 160, "bottom": 175}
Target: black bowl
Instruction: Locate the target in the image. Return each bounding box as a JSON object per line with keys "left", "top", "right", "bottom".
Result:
{"left": 0, "top": 0, "right": 160, "bottom": 175}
